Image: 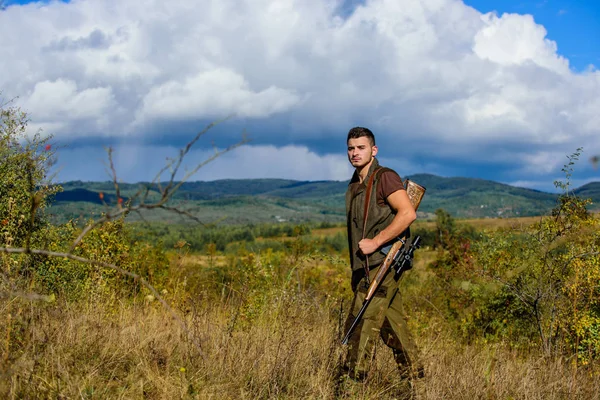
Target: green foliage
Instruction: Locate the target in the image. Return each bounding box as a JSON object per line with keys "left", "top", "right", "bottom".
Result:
{"left": 129, "top": 221, "right": 322, "bottom": 253}
{"left": 1, "top": 98, "right": 62, "bottom": 297}
{"left": 34, "top": 218, "right": 170, "bottom": 301}
{"left": 0, "top": 99, "right": 168, "bottom": 303}
{"left": 434, "top": 208, "right": 456, "bottom": 248}
{"left": 414, "top": 150, "right": 600, "bottom": 365}
{"left": 457, "top": 149, "right": 600, "bottom": 362}
{"left": 416, "top": 209, "right": 482, "bottom": 330}
{"left": 553, "top": 148, "right": 582, "bottom": 194}
{"left": 0, "top": 100, "right": 59, "bottom": 248}
{"left": 162, "top": 222, "right": 351, "bottom": 334}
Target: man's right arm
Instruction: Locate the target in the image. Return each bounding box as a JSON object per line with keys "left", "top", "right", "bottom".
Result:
{"left": 358, "top": 189, "right": 416, "bottom": 255}
{"left": 373, "top": 189, "right": 416, "bottom": 247}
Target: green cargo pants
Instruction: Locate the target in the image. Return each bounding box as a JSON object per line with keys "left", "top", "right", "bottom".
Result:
{"left": 344, "top": 264, "right": 422, "bottom": 379}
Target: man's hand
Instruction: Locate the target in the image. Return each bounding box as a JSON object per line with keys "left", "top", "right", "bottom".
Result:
{"left": 358, "top": 238, "right": 380, "bottom": 255}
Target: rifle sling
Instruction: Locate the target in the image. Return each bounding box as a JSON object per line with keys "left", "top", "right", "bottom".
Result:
{"left": 361, "top": 167, "right": 381, "bottom": 284}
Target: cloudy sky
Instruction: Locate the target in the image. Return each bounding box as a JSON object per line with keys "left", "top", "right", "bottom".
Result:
{"left": 1, "top": 0, "right": 598, "bottom": 192}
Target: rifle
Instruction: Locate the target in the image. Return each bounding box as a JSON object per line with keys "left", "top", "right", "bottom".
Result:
{"left": 341, "top": 179, "right": 426, "bottom": 345}
{"left": 341, "top": 236, "right": 422, "bottom": 345}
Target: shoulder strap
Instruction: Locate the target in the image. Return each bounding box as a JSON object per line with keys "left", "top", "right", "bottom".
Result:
{"left": 361, "top": 167, "right": 394, "bottom": 234}
{"left": 361, "top": 167, "right": 382, "bottom": 283}
{"left": 362, "top": 167, "right": 382, "bottom": 239}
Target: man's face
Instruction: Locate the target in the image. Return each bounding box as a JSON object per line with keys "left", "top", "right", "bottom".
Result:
{"left": 347, "top": 137, "right": 377, "bottom": 169}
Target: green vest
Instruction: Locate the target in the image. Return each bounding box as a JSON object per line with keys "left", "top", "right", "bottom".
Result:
{"left": 346, "top": 158, "right": 396, "bottom": 272}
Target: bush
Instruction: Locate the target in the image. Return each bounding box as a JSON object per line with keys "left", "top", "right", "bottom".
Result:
{"left": 30, "top": 218, "right": 169, "bottom": 301}
{"left": 456, "top": 149, "right": 600, "bottom": 362}
{"left": 0, "top": 100, "right": 58, "bottom": 247}
{"left": 1, "top": 99, "right": 169, "bottom": 302}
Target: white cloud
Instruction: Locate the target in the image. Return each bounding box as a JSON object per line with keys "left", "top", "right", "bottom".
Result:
{"left": 473, "top": 13, "right": 569, "bottom": 73}
{"left": 518, "top": 150, "right": 566, "bottom": 175}
{"left": 136, "top": 69, "right": 300, "bottom": 123}
{"left": 25, "top": 79, "right": 114, "bottom": 120}
{"left": 0, "top": 0, "right": 598, "bottom": 186}
{"left": 20, "top": 79, "right": 116, "bottom": 138}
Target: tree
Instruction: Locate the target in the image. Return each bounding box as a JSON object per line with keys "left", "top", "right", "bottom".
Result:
{"left": 0, "top": 99, "right": 58, "bottom": 248}
{"left": 471, "top": 149, "right": 600, "bottom": 361}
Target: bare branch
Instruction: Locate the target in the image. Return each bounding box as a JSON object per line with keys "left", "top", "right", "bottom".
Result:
{"left": 168, "top": 135, "right": 248, "bottom": 200}
{"left": 106, "top": 146, "right": 122, "bottom": 207}
{"left": 158, "top": 205, "right": 206, "bottom": 224}
{"left": 2, "top": 113, "right": 249, "bottom": 360}
{"left": 151, "top": 116, "right": 232, "bottom": 196}
{"left": 69, "top": 128, "right": 248, "bottom": 252}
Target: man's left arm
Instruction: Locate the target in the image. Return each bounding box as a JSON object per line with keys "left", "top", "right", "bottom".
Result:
{"left": 358, "top": 189, "right": 416, "bottom": 255}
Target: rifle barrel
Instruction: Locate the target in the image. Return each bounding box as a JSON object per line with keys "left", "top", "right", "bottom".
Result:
{"left": 341, "top": 297, "right": 373, "bottom": 345}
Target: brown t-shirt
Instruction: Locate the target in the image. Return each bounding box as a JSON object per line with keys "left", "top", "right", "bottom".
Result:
{"left": 376, "top": 170, "right": 405, "bottom": 207}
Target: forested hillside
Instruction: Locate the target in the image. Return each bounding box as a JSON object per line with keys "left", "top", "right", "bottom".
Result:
{"left": 48, "top": 174, "right": 599, "bottom": 224}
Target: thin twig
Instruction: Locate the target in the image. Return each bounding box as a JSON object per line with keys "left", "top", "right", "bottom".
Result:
{"left": 69, "top": 136, "right": 248, "bottom": 252}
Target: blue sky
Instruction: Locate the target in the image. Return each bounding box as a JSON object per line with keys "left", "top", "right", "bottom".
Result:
{"left": 464, "top": 0, "right": 599, "bottom": 71}
{"left": 0, "top": 0, "right": 598, "bottom": 192}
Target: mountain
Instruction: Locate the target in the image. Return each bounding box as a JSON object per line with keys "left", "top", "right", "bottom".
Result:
{"left": 573, "top": 182, "right": 600, "bottom": 200}
{"left": 53, "top": 188, "right": 121, "bottom": 204}
{"left": 46, "top": 175, "right": 600, "bottom": 225}
{"left": 404, "top": 173, "right": 561, "bottom": 218}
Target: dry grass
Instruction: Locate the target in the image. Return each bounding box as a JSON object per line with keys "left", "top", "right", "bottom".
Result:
{"left": 2, "top": 289, "right": 600, "bottom": 399}
{"left": 1, "top": 291, "right": 342, "bottom": 399}
{"left": 411, "top": 216, "right": 544, "bottom": 232}
{"left": 419, "top": 334, "right": 600, "bottom": 400}
{"left": 311, "top": 217, "right": 546, "bottom": 240}
{"left": 311, "top": 227, "right": 347, "bottom": 237}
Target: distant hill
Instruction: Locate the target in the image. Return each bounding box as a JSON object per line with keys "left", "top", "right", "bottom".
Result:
{"left": 53, "top": 188, "right": 121, "bottom": 204}
{"left": 573, "top": 182, "right": 600, "bottom": 200}
{"left": 405, "top": 173, "right": 561, "bottom": 218}
{"left": 46, "top": 175, "right": 600, "bottom": 225}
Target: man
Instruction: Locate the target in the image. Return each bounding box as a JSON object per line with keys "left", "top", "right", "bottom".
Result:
{"left": 343, "top": 126, "right": 423, "bottom": 384}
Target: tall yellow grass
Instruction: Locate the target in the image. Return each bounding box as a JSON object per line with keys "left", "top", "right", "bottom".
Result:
{"left": 3, "top": 288, "right": 599, "bottom": 399}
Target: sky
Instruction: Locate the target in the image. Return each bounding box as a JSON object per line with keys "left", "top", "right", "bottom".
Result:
{"left": 0, "top": 0, "right": 598, "bottom": 192}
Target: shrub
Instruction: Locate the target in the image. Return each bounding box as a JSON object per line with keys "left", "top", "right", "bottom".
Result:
{"left": 465, "top": 149, "right": 600, "bottom": 362}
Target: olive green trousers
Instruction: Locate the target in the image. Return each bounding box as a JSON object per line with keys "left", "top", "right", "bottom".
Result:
{"left": 344, "top": 265, "right": 422, "bottom": 378}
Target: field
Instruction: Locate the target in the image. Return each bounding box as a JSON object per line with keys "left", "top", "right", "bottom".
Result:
{"left": 4, "top": 289, "right": 599, "bottom": 399}
{"left": 4, "top": 208, "right": 600, "bottom": 399}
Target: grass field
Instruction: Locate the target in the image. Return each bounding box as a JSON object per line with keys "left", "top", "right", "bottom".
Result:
{"left": 4, "top": 251, "right": 599, "bottom": 399}
{"left": 4, "top": 213, "right": 600, "bottom": 398}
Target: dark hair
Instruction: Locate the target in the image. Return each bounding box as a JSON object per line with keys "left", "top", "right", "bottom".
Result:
{"left": 347, "top": 127, "right": 375, "bottom": 146}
